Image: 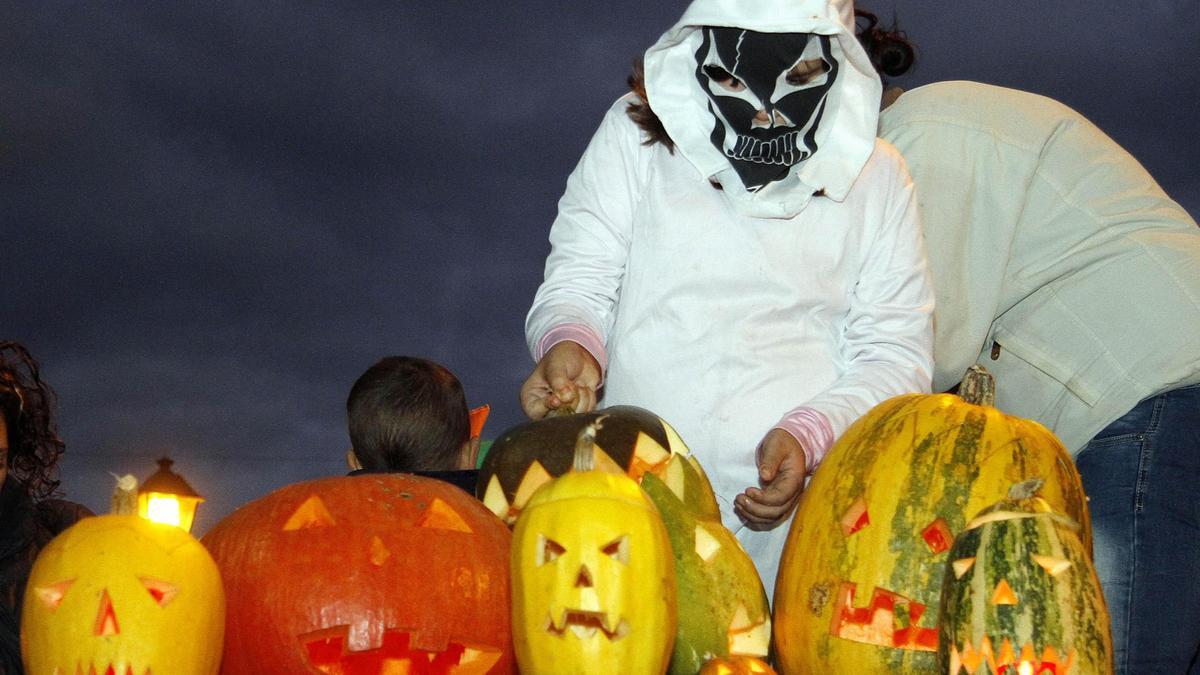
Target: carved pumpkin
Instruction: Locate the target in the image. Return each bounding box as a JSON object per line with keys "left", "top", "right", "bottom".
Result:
{"left": 511, "top": 422, "right": 677, "bottom": 674}
{"left": 20, "top": 514, "right": 224, "bottom": 675}
{"left": 773, "top": 366, "right": 1091, "bottom": 674}
{"left": 642, "top": 455, "right": 772, "bottom": 673}
{"left": 202, "top": 474, "right": 512, "bottom": 674}
{"left": 478, "top": 405, "right": 716, "bottom": 525}
{"left": 939, "top": 481, "right": 1112, "bottom": 675}
{"left": 699, "top": 655, "right": 778, "bottom": 675}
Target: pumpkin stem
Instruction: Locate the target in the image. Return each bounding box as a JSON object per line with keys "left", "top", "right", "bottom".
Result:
{"left": 546, "top": 404, "right": 577, "bottom": 418}
{"left": 109, "top": 473, "right": 139, "bottom": 515}
{"left": 572, "top": 416, "right": 606, "bottom": 472}
{"left": 1008, "top": 478, "right": 1045, "bottom": 500}
{"left": 959, "top": 364, "right": 996, "bottom": 407}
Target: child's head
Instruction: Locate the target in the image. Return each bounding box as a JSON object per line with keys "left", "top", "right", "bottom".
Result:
{"left": 346, "top": 356, "right": 475, "bottom": 472}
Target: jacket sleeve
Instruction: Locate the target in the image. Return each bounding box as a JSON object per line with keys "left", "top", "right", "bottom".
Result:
{"left": 779, "top": 148, "right": 935, "bottom": 468}
{"left": 525, "top": 98, "right": 648, "bottom": 367}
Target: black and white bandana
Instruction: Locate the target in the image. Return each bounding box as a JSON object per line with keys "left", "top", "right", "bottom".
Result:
{"left": 695, "top": 28, "right": 839, "bottom": 192}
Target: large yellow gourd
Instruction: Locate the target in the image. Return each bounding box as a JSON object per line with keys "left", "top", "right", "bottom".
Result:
{"left": 773, "top": 366, "right": 1090, "bottom": 674}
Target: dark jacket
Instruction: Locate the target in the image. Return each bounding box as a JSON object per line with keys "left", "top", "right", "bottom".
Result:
{"left": 0, "top": 479, "right": 92, "bottom": 674}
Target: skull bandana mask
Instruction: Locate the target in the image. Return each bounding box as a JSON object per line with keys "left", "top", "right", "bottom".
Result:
{"left": 695, "top": 28, "right": 839, "bottom": 192}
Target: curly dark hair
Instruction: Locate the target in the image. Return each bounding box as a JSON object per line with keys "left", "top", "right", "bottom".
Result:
{"left": 0, "top": 342, "right": 65, "bottom": 500}
{"left": 854, "top": 8, "right": 917, "bottom": 80}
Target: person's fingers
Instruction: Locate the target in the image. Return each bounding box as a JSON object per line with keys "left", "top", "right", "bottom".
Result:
{"left": 734, "top": 490, "right": 801, "bottom": 529}
{"left": 576, "top": 385, "right": 598, "bottom": 413}
{"left": 520, "top": 385, "right": 550, "bottom": 419}
{"left": 756, "top": 435, "right": 791, "bottom": 482}
{"left": 743, "top": 473, "right": 803, "bottom": 507}
{"left": 519, "top": 365, "right": 554, "bottom": 419}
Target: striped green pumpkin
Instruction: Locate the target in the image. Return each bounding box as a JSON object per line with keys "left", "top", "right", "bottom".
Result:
{"left": 938, "top": 482, "right": 1112, "bottom": 674}
{"left": 642, "top": 455, "right": 771, "bottom": 674}
{"left": 773, "top": 367, "right": 1091, "bottom": 675}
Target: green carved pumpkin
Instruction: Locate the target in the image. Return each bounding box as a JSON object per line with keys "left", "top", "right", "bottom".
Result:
{"left": 939, "top": 481, "right": 1112, "bottom": 675}
{"left": 642, "top": 455, "right": 771, "bottom": 674}
{"left": 477, "top": 405, "right": 715, "bottom": 525}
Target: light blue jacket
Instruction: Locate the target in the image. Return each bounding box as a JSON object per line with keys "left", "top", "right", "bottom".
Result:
{"left": 881, "top": 81, "right": 1200, "bottom": 453}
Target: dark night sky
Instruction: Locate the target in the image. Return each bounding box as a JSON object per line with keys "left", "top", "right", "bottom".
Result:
{"left": 3, "top": 1, "right": 1197, "bottom": 533}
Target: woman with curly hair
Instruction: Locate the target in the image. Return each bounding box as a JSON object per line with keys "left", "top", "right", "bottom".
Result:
{"left": 0, "top": 342, "right": 92, "bottom": 673}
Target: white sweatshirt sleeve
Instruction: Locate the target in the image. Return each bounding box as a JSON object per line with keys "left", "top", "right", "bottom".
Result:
{"left": 525, "top": 98, "right": 648, "bottom": 363}
{"left": 780, "top": 147, "right": 935, "bottom": 464}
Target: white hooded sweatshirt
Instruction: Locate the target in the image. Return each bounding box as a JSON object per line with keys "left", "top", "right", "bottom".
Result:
{"left": 526, "top": 0, "right": 933, "bottom": 593}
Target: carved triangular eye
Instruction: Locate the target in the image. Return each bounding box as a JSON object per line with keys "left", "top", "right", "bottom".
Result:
{"left": 601, "top": 535, "right": 630, "bottom": 564}
{"left": 140, "top": 577, "right": 179, "bottom": 607}
{"left": 840, "top": 497, "right": 870, "bottom": 536}
{"left": 513, "top": 461, "right": 553, "bottom": 510}
{"left": 34, "top": 580, "right": 74, "bottom": 611}
{"left": 1031, "top": 554, "right": 1073, "bottom": 577}
{"left": 694, "top": 524, "right": 722, "bottom": 562}
{"left": 282, "top": 495, "right": 337, "bottom": 531}
{"left": 951, "top": 557, "right": 976, "bottom": 579}
{"left": 630, "top": 432, "right": 672, "bottom": 477}
{"left": 921, "top": 517, "right": 953, "bottom": 554}
{"left": 415, "top": 497, "right": 473, "bottom": 533}
{"left": 537, "top": 535, "right": 565, "bottom": 566}
{"left": 481, "top": 475, "right": 511, "bottom": 521}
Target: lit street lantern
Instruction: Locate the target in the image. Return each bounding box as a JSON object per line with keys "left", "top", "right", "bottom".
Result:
{"left": 138, "top": 456, "right": 205, "bottom": 533}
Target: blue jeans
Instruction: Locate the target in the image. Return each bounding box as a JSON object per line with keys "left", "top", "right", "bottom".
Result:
{"left": 1075, "top": 384, "right": 1200, "bottom": 674}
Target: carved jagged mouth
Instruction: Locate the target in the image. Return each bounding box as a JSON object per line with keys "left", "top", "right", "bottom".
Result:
{"left": 300, "top": 627, "right": 502, "bottom": 674}
{"left": 948, "top": 637, "right": 1077, "bottom": 675}
{"left": 55, "top": 664, "right": 149, "bottom": 675}
{"left": 544, "top": 610, "right": 631, "bottom": 641}
{"left": 830, "top": 583, "right": 938, "bottom": 652}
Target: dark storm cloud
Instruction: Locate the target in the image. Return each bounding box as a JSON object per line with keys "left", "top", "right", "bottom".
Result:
{"left": 2, "top": 1, "right": 1195, "bottom": 529}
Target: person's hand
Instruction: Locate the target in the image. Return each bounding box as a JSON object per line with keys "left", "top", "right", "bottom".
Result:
{"left": 519, "top": 341, "right": 601, "bottom": 419}
{"left": 734, "top": 428, "right": 809, "bottom": 531}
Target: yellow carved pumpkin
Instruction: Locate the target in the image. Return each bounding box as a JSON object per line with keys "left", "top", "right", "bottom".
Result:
{"left": 511, "top": 422, "right": 677, "bottom": 674}
{"left": 20, "top": 514, "right": 224, "bottom": 675}
{"left": 773, "top": 366, "right": 1091, "bottom": 674}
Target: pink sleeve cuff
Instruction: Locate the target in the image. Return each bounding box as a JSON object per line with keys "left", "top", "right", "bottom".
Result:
{"left": 535, "top": 324, "right": 608, "bottom": 377}
{"left": 773, "top": 407, "right": 835, "bottom": 474}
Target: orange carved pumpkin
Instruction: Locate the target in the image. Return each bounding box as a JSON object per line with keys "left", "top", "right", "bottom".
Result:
{"left": 202, "top": 474, "right": 513, "bottom": 674}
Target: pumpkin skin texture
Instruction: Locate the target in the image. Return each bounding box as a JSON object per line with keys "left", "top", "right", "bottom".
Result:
{"left": 202, "top": 474, "right": 513, "bottom": 675}
{"left": 698, "top": 654, "right": 778, "bottom": 675}
{"left": 773, "top": 370, "right": 1091, "bottom": 675}
{"left": 20, "top": 514, "right": 225, "bottom": 675}
{"left": 939, "top": 487, "right": 1112, "bottom": 675}
{"left": 510, "top": 438, "right": 677, "bottom": 675}
{"left": 477, "top": 405, "right": 716, "bottom": 525}
{"left": 642, "top": 455, "right": 772, "bottom": 674}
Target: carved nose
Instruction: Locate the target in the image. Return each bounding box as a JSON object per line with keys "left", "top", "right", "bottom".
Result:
{"left": 575, "top": 565, "right": 594, "bottom": 588}
{"left": 991, "top": 579, "right": 1019, "bottom": 606}
{"left": 94, "top": 589, "right": 120, "bottom": 636}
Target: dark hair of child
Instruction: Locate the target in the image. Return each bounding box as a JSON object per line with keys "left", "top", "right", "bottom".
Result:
{"left": 346, "top": 356, "right": 470, "bottom": 472}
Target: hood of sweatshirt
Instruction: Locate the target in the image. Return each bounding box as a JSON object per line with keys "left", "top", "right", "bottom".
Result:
{"left": 643, "top": 0, "right": 881, "bottom": 218}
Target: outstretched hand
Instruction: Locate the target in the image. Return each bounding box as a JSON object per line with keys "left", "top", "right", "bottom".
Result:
{"left": 519, "top": 341, "right": 601, "bottom": 419}
{"left": 734, "top": 428, "right": 809, "bottom": 531}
